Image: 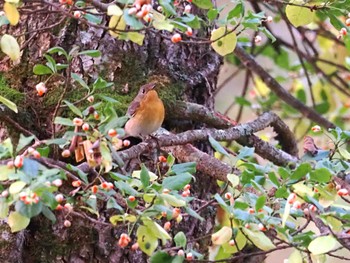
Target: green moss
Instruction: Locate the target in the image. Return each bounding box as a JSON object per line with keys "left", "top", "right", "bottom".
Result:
{"left": 0, "top": 74, "right": 25, "bottom": 105}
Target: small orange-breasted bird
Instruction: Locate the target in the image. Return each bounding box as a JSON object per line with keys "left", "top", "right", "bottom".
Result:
{"left": 124, "top": 83, "right": 165, "bottom": 137}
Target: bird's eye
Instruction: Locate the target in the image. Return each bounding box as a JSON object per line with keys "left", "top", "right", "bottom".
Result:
{"left": 141, "top": 88, "right": 145, "bottom": 94}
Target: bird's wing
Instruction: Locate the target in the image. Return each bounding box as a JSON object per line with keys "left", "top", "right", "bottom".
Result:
{"left": 127, "top": 99, "right": 140, "bottom": 117}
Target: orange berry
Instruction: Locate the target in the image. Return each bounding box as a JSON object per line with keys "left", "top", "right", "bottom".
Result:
{"left": 182, "top": 189, "right": 190, "bottom": 197}
{"left": 186, "top": 253, "right": 193, "bottom": 261}
{"left": 101, "top": 182, "right": 109, "bottom": 189}
{"left": 123, "top": 140, "right": 130, "bottom": 147}
{"left": 229, "top": 239, "right": 235, "bottom": 246}
{"left": 171, "top": 33, "right": 182, "bottom": 43}
{"left": 59, "top": 0, "right": 67, "bottom": 3}
{"left": 87, "top": 95, "right": 94, "bottom": 103}
{"left": 72, "top": 180, "right": 82, "bottom": 187}
{"left": 293, "top": 200, "right": 301, "bottom": 209}
{"left": 107, "top": 182, "right": 114, "bottom": 190}
{"left": 128, "top": 7, "right": 138, "bottom": 15}
{"left": 346, "top": 18, "right": 350, "bottom": 27}
{"left": 55, "top": 194, "right": 64, "bottom": 203}
{"left": 55, "top": 204, "right": 63, "bottom": 210}
{"left": 258, "top": 223, "right": 266, "bottom": 231}
{"left": 340, "top": 27, "right": 347, "bottom": 36}
{"left": 32, "top": 150, "right": 41, "bottom": 158}
{"left": 287, "top": 193, "right": 297, "bottom": 204}
{"left": 161, "top": 211, "right": 167, "bottom": 217}
{"left": 309, "top": 205, "right": 317, "bottom": 212}
{"left": 184, "top": 184, "right": 191, "bottom": 191}
{"left": 91, "top": 185, "right": 98, "bottom": 194}
{"left": 337, "top": 188, "right": 349, "bottom": 196}
{"left": 186, "top": 27, "right": 193, "bottom": 37}
{"left": 82, "top": 123, "right": 89, "bottom": 131}
{"left": 14, "top": 155, "right": 24, "bottom": 168}
{"left": 224, "top": 192, "right": 232, "bottom": 199}
{"left": 245, "top": 223, "right": 250, "bottom": 228}
{"left": 64, "top": 220, "right": 71, "bottom": 227}
{"left": 66, "top": 0, "right": 73, "bottom": 5}
{"left": 35, "top": 82, "right": 47, "bottom": 96}
{"left": 184, "top": 4, "right": 191, "bottom": 13}
{"left": 62, "top": 149, "right": 71, "bottom": 158}
{"left": 172, "top": 208, "right": 181, "bottom": 219}
{"left": 64, "top": 203, "right": 73, "bottom": 211}
{"left": 248, "top": 208, "right": 254, "bottom": 214}
{"left": 19, "top": 192, "right": 27, "bottom": 201}
{"left": 52, "top": 179, "right": 63, "bottom": 187}
{"left": 164, "top": 221, "right": 171, "bottom": 231}
{"left": 73, "top": 11, "right": 81, "bottom": 18}
{"left": 73, "top": 118, "right": 83, "bottom": 126}
{"left": 177, "top": 250, "right": 184, "bottom": 257}
{"left": 108, "top": 129, "right": 117, "bottom": 137}
{"left": 128, "top": 196, "right": 136, "bottom": 202}
{"left": 158, "top": 155, "right": 167, "bottom": 163}
{"left": 94, "top": 112, "right": 100, "bottom": 120}
{"left": 131, "top": 242, "right": 139, "bottom": 250}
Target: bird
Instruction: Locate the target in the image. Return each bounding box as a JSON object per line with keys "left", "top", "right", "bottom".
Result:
{"left": 124, "top": 82, "right": 165, "bottom": 138}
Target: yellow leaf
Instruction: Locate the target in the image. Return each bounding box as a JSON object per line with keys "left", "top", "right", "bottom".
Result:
{"left": 0, "top": 34, "right": 20, "bottom": 61}
{"left": 282, "top": 201, "right": 291, "bottom": 228}
{"left": 108, "top": 15, "right": 126, "bottom": 38}
{"left": 132, "top": 170, "right": 158, "bottom": 181}
{"left": 4, "top": 2, "right": 20, "bottom": 26}
{"left": 221, "top": 230, "right": 247, "bottom": 254}
{"left": 160, "top": 194, "right": 186, "bottom": 207}
{"left": 9, "top": 181, "right": 26, "bottom": 194}
{"left": 210, "top": 27, "right": 237, "bottom": 56}
{"left": 8, "top": 211, "right": 30, "bottom": 232}
{"left": 254, "top": 77, "right": 270, "bottom": 97}
{"left": 137, "top": 225, "right": 158, "bottom": 256}
{"left": 107, "top": 5, "right": 123, "bottom": 16}
{"left": 308, "top": 235, "right": 337, "bottom": 255}
{"left": 5, "top": 0, "right": 20, "bottom": 3}
{"left": 285, "top": 1, "right": 315, "bottom": 27}
{"left": 211, "top": 226, "right": 232, "bottom": 245}
{"left": 242, "top": 228, "right": 276, "bottom": 251}
{"left": 126, "top": 32, "right": 145, "bottom": 45}
{"left": 288, "top": 249, "right": 303, "bottom": 263}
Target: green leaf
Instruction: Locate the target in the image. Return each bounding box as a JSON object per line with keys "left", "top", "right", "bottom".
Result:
{"left": 282, "top": 201, "right": 291, "bottom": 227}
{"left": 0, "top": 95, "right": 18, "bottom": 113}
{"left": 309, "top": 168, "right": 332, "bottom": 183}
{"left": 242, "top": 228, "right": 275, "bottom": 251}
{"left": 54, "top": 117, "right": 74, "bottom": 126}
{"left": 42, "top": 205, "right": 56, "bottom": 223}
{"left": 137, "top": 225, "right": 158, "bottom": 256}
{"left": 16, "top": 134, "right": 35, "bottom": 153}
{"left": 308, "top": 235, "right": 337, "bottom": 255}
{"left": 107, "top": 197, "right": 124, "bottom": 212}
{"left": 47, "top": 46, "right": 69, "bottom": 60}
{"left": 209, "top": 135, "right": 229, "bottom": 156}
{"left": 285, "top": 1, "right": 315, "bottom": 27}
{"left": 8, "top": 211, "right": 30, "bottom": 232}
{"left": 236, "top": 147, "right": 255, "bottom": 160}
{"left": 9, "top": 181, "right": 26, "bottom": 194}
{"left": 268, "top": 172, "right": 280, "bottom": 187}
{"left": 123, "top": 10, "right": 144, "bottom": 30}
{"left": 78, "top": 50, "right": 101, "bottom": 57}
{"left": 44, "top": 138, "right": 67, "bottom": 145}
{"left": 33, "top": 64, "right": 53, "bottom": 75}
{"left": 15, "top": 200, "right": 43, "bottom": 218}
{"left": 185, "top": 207, "right": 204, "bottom": 221}
{"left": 125, "top": 32, "right": 145, "bottom": 46}
{"left": 227, "top": 2, "right": 243, "bottom": 20}
{"left": 255, "top": 195, "right": 266, "bottom": 211}
{"left": 211, "top": 27, "right": 237, "bottom": 56}
{"left": 160, "top": 194, "right": 186, "bottom": 207}
{"left": 143, "top": 219, "right": 171, "bottom": 245}
{"left": 162, "top": 173, "right": 192, "bottom": 190}
{"left": 140, "top": 164, "right": 150, "bottom": 188}
{"left": 64, "top": 100, "right": 83, "bottom": 117}
{"left": 174, "top": 232, "right": 187, "bottom": 248}
{"left": 290, "top": 163, "right": 311, "bottom": 181}
{"left": 150, "top": 251, "right": 173, "bottom": 263}
{"left": 212, "top": 226, "right": 232, "bottom": 245}
{"left": 192, "top": 0, "right": 213, "bottom": 9}
{"left": 71, "top": 73, "right": 89, "bottom": 90}
{"left": 207, "top": 9, "right": 218, "bottom": 21}
{"left": 169, "top": 162, "right": 196, "bottom": 175}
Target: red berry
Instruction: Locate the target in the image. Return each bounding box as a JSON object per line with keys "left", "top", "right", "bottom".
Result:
{"left": 337, "top": 188, "right": 349, "bottom": 196}
{"left": 72, "top": 180, "right": 82, "bottom": 187}
{"left": 171, "top": 33, "right": 182, "bottom": 43}
{"left": 164, "top": 221, "right": 171, "bottom": 231}
{"left": 91, "top": 185, "right": 98, "bottom": 194}
{"left": 128, "top": 196, "right": 136, "bottom": 202}
{"left": 158, "top": 155, "right": 167, "bottom": 163}
{"left": 108, "top": 129, "right": 117, "bottom": 137}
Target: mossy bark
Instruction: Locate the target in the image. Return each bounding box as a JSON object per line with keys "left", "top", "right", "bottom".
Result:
{"left": 0, "top": 7, "right": 222, "bottom": 263}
